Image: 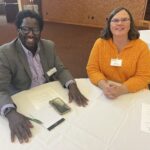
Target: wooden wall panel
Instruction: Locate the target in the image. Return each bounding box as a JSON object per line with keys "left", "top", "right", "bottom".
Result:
{"left": 42, "top": 0, "right": 147, "bottom": 27}
{"left": 0, "top": 24, "right": 16, "bottom": 44}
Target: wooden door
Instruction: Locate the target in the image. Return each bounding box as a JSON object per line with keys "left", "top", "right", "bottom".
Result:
{"left": 144, "top": 0, "right": 150, "bottom": 20}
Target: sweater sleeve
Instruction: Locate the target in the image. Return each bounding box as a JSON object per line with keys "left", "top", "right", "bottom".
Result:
{"left": 86, "top": 39, "right": 106, "bottom": 85}
{"left": 123, "top": 44, "right": 150, "bottom": 92}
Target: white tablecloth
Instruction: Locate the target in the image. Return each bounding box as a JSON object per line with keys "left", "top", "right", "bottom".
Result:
{"left": 139, "top": 30, "right": 150, "bottom": 49}
{"left": 0, "top": 79, "right": 150, "bottom": 150}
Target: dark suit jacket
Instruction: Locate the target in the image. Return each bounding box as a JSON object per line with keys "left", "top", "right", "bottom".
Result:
{"left": 0, "top": 38, "right": 74, "bottom": 110}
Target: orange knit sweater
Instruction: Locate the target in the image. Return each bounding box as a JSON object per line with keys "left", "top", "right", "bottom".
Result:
{"left": 86, "top": 38, "right": 150, "bottom": 92}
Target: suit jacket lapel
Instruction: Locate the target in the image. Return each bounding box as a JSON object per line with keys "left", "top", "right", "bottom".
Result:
{"left": 16, "top": 39, "right": 32, "bottom": 79}
{"left": 38, "top": 41, "right": 50, "bottom": 82}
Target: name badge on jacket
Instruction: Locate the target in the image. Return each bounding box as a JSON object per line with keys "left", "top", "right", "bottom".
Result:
{"left": 110, "top": 58, "right": 122, "bottom": 67}
{"left": 47, "top": 67, "right": 57, "bottom": 77}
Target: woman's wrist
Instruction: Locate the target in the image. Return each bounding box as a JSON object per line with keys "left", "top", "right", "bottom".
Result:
{"left": 120, "top": 85, "right": 129, "bottom": 94}
{"left": 98, "top": 80, "right": 107, "bottom": 89}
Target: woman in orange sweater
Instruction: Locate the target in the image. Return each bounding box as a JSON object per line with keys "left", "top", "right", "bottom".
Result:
{"left": 86, "top": 7, "right": 150, "bottom": 99}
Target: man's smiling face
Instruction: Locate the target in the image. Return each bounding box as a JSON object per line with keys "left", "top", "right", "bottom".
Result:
{"left": 18, "top": 17, "right": 41, "bottom": 52}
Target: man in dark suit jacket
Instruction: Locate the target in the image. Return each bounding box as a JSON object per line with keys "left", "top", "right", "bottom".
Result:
{"left": 0, "top": 10, "right": 88, "bottom": 143}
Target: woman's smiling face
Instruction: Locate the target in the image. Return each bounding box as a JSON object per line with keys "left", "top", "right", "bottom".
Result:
{"left": 110, "top": 10, "right": 131, "bottom": 38}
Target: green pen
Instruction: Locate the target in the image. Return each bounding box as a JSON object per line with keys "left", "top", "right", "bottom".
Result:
{"left": 26, "top": 116, "right": 43, "bottom": 125}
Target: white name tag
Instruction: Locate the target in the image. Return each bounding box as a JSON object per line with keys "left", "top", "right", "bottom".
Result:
{"left": 110, "top": 59, "right": 122, "bottom": 67}
{"left": 47, "top": 67, "right": 57, "bottom": 77}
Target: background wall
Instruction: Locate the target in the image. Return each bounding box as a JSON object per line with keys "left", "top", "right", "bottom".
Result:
{"left": 42, "top": 0, "right": 148, "bottom": 27}
{"left": 0, "top": 24, "right": 16, "bottom": 43}
{"left": 19, "top": 0, "right": 149, "bottom": 27}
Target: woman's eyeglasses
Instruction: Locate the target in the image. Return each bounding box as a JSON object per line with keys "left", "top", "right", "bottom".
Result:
{"left": 20, "top": 26, "right": 40, "bottom": 35}
{"left": 111, "top": 18, "right": 130, "bottom": 24}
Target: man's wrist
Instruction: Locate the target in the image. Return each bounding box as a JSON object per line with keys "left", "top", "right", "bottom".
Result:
{"left": 1, "top": 104, "right": 16, "bottom": 116}
{"left": 4, "top": 107, "right": 16, "bottom": 117}
{"left": 65, "top": 80, "right": 76, "bottom": 88}
{"left": 68, "top": 82, "right": 77, "bottom": 90}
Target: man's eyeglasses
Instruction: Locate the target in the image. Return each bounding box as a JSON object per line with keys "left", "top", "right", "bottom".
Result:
{"left": 111, "top": 18, "right": 130, "bottom": 24}
{"left": 20, "top": 26, "right": 40, "bottom": 35}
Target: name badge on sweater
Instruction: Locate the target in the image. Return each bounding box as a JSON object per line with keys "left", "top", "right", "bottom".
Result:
{"left": 110, "top": 59, "right": 122, "bottom": 67}
{"left": 47, "top": 67, "right": 57, "bottom": 77}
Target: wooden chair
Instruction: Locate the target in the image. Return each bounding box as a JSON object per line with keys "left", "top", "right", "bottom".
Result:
{"left": 138, "top": 20, "right": 150, "bottom": 29}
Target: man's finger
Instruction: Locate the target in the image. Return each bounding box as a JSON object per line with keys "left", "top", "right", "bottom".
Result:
{"left": 20, "top": 125, "right": 29, "bottom": 143}
{"left": 11, "top": 130, "right": 15, "bottom": 143}
{"left": 24, "top": 120, "right": 32, "bottom": 138}
{"left": 15, "top": 127, "right": 23, "bottom": 144}
{"left": 69, "top": 92, "right": 73, "bottom": 103}
{"left": 25, "top": 118, "right": 34, "bottom": 128}
{"left": 78, "top": 96, "right": 88, "bottom": 107}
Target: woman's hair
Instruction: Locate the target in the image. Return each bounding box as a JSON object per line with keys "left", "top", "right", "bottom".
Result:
{"left": 100, "top": 7, "right": 139, "bottom": 40}
{"left": 15, "top": 10, "right": 44, "bottom": 31}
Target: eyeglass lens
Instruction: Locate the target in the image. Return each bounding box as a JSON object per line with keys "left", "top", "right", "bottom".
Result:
{"left": 20, "top": 26, "right": 40, "bottom": 35}
{"left": 111, "top": 18, "right": 130, "bottom": 23}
